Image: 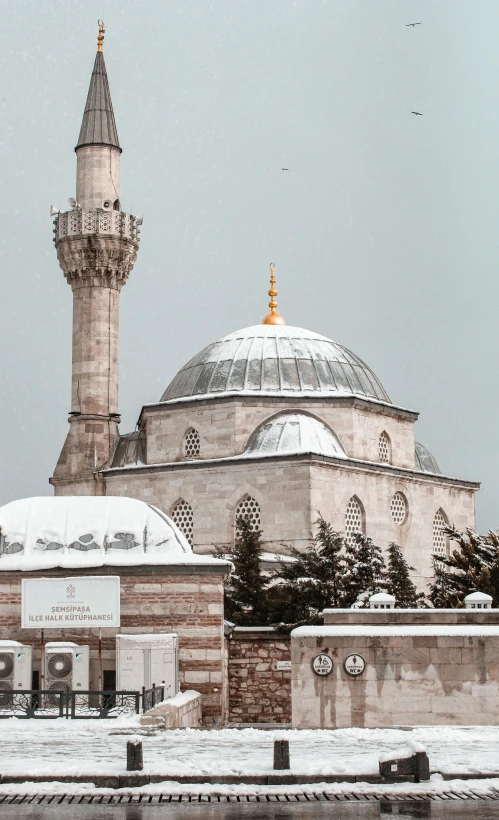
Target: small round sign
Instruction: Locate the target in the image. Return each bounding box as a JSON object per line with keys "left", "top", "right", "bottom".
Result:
{"left": 312, "top": 653, "right": 333, "bottom": 676}
{"left": 344, "top": 654, "right": 365, "bottom": 676}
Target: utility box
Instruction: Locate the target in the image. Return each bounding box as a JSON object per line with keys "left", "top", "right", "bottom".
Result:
{"left": 116, "top": 633, "right": 179, "bottom": 699}
{"left": 44, "top": 642, "right": 89, "bottom": 700}
{"left": 0, "top": 641, "right": 33, "bottom": 705}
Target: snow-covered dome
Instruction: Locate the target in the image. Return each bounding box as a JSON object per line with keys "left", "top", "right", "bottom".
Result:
{"left": 0, "top": 496, "right": 222, "bottom": 571}
{"left": 161, "top": 325, "right": 391, "bottom": 404}
{"left": 245, "top": 412, "right": 346, "bottom": 459}
{"left": 415, "top": 442, "right": 441, "bottom": 475}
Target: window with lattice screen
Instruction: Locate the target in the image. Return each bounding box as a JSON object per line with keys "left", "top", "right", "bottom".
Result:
{"left": 379, "top": 431, "right": 391, "bottom": 463}
{"left": 171, "top": 499, "right": 194, "bottom": 544}
{"left": 235, "top": 496, "right": 261, "bottom": 532}
{"left": 391, "top": 492, "right": 408, "bottom": 526}
{"left": 345, "top": 496, "right": 365, "bottom": 546}
{"left": 184, "top": 428, "right": 200, "bottom": 458}
{"left": 433, "top": 509, "right": 448, "bottom": 556}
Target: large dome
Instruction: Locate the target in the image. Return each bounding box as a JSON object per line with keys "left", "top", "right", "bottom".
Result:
{"left": 161, "top": 325, "right": 391, "bottom": 403}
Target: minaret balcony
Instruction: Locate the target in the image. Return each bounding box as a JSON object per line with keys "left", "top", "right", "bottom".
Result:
{"left": 53, "top": 209, "right": 141, "bottom": 246}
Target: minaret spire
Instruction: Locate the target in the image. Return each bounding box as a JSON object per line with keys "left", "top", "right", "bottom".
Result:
{"left": 262, "top": 263, "right": 285, "bottom": 326}
{"left": 76, "top": 22, "right": 120, "bottom": 153}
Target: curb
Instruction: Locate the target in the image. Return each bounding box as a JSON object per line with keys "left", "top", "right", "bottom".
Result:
{"left": 0, "top": 772, "right": 498, "bottom": 788}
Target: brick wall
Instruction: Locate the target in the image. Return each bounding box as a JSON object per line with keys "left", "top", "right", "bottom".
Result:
{"left": 228, "top": 628, "right": 291, "bottom": 724}
{"left": 0, "top": 563, "right": 228, "bottom": 726}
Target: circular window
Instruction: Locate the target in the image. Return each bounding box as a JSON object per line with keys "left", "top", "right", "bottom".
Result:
{"left": 391, "top": 492, "right": 408, "bottom": 526}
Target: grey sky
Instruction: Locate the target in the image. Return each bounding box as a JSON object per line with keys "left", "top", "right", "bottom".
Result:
{"left": 0, "top": 1, "right": 497, "bottom": 530}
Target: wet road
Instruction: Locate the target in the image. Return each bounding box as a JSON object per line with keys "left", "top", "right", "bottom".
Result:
{"left": 1, "top": 801, "right": 499, "bottom": 819}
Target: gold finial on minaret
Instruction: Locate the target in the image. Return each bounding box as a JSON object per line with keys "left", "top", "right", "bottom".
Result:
{"left": 262, "top": 263, "right": 285, "bottom": 326}
{"left": 97, "top": 20, "right": 105, "bottom": 52}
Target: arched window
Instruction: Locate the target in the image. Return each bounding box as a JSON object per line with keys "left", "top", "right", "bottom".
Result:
{"left": 433, "top": 509, "right": 449, "bottom": 556}
{"left": 170, "top": 499, "right": 194, "bottom": 545}
{"left": 235, "top": 496, "right": 261, "bottom": 533}
{"left": 345, "top": 496, "right": 365, "bottom": 546}
{"left": 391, "top": 492, "right": 409, "bottom": 526}
{"left": 184, "top": 428, "right": 200, "bottom": 459}
{"left": 379, "top": 431, "right": 391, "bottom": 463}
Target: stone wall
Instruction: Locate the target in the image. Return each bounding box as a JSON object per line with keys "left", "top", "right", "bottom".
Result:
{"left": 142, "top": 395, "right": 418, "bottom": 468}
{"left": 0, "top": 563, "right": 228, "bottom": 726}
{"left": 141, "top": 689, "right": 202, "bottom": 729}
{"left": 103, "top": 451, "right": 477, "bottom": 590}
{"left": 228, "top": 628, "right": 291, "bottom": 724}
{"left": 291, "top": 625, "right": 499, "bottom": 728}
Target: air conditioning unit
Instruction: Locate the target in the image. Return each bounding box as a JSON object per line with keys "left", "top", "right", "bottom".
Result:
{"left": 0, "top": 641, "right": 32, "bottom": 707}
{"left": 45, "top": 642, "right": 89, "bottom": 704}
{"left": 116, "top": 634, "right": 179, "bottom": 699}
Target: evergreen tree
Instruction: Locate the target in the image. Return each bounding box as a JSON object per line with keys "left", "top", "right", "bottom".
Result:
{"left": 429, "top": 526, "right": 499, "bottom": 607}
{"left": 270, "top": 516, "right": 346, "bottom": 626}
{"left": 342, "top": 532, "right": 386, "bottom": 608}
{"left": 427, "top": 557, "right": 462, "bottom": 609}
{"left": 217, "top": 516, "right": 270, "bottom": 625}
{"left": 385, "top": 542, "right": 426, "bottom": 607}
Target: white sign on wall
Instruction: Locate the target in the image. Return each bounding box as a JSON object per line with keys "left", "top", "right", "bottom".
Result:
{"left": 311, "top": 653, "right": 333, "bottom": 676}
{"left": 275, "top": 660, "right": 292, "bottom": 671}
{"left": 21, "top": 576, "right": 120, "bottom": 629}
{"left": 344, "top": 654, "right": 366, "bottom": 676}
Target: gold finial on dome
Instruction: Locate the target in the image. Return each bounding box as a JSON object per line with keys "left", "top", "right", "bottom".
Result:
{"left": 97, "top": 20, "right": 105, "bottom": 52}
{"left": 262, "top": 263, "right": 285, "bottom": 326}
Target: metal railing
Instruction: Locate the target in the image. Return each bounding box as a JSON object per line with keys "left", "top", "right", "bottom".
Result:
{"left": 70, "top": 690, "right": 141, "bottom": 719}
{"left": 142, "top": 683, "right": 165, "bottom": 713}
{"left": 0, "top": 685, "right": 165, "bottom": 719}
{"left": 0, "top": 690, "right": 65, "bottom": 719}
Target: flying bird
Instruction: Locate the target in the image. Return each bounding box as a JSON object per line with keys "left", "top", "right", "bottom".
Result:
{"left": 411, "top": 111, "right": 423, "bottom": 116}
{"left": 406, "top": 22, "right": 422, "bottom": 26}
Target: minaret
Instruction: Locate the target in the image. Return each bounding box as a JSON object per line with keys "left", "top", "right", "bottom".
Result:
{"left": 50, "top": 23, "right": 141, "bottom": 494}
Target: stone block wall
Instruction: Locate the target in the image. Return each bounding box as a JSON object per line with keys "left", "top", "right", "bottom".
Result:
{"left": 142, "top": 395, "right": 418, "bottom": 468}
{"left": 228, "top": 628, "right": 291, "bottom": 724}
{"left": 0, "top": 563, "right": 228, "bottom": 726}
{"left": 292, "top": 626, "right": 499, "bottom": 728}
{"left": 141, "top": 689, "right": 202, "bottom": 729}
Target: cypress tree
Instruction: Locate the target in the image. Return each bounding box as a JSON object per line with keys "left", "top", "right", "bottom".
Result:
{"left": 385, "top": 542, "right": 426, "bottom": 607}
{"left": 342, "top": 532, "right": 386, "bottom": 608}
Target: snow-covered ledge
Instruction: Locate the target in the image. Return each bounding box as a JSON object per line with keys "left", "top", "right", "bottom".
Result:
{"left": 141, "top": 690, "right": 202, "bottom": 730}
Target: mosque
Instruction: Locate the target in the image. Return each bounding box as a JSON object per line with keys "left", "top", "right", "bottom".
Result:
{"left": 48, "top": 27, "right": 479, "bottom": 591}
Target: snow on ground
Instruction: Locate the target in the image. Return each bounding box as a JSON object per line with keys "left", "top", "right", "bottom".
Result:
{"left": 1, "top": 719, "right": 499, "bottom": 778}
{"left": 0, "top": 775, "right": 498, "bottom": 798}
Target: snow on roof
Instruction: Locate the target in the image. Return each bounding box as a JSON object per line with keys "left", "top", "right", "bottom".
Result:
{"left": 0, "top": 497, "right": 230, "bottom": 572}
{"left": 292, "top": 625, "right": 499, "bottom": 638}
{"left": 464, "top": 591, "right": 493, "bottom": 601}
{"left": 369, "top": 593, "right": 395, "bottom": 602}
{"left": 116, "top": 633, "right": 178, "bottom": 644}
{"left": 45, "top": 642, "right": 80, "bottom": 650}
{"left": 0, "top": 640, "right": 25, "bottom": 648}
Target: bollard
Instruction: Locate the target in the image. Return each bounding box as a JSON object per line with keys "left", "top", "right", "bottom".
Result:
{"left": 273, "top": 738, "right": 290, "bottom": 770}
{"left": 127, "top": 737, "right": 144, "bottom": 772}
